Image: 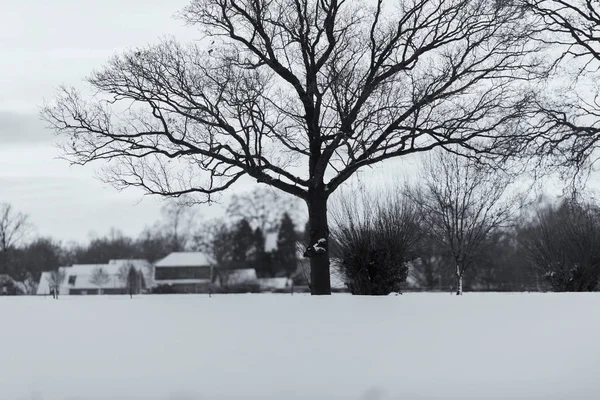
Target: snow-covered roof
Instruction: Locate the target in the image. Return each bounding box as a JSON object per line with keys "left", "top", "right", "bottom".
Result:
{"left": 155, "top": 252, "right": 214, "bottom": 268}
{"left": 36, "top": 261, "right": 151, "bottom": 293}
{"left": 66, "top": 260, "right": 149, "bottom": 276}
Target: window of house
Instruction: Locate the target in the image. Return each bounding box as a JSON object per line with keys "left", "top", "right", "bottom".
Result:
{"left": 68, "top": 275, "right": 77, "bottom": 285}
{"left": 155, "top": 267, "right": 211, "bottom": 280}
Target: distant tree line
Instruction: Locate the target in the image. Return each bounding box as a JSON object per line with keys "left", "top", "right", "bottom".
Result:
{"left": 4, "top": 168, "right": 600, "bottom": 296}
{"left": 0, "top": 188, "right": 304, "bottom": 294}
{"left": 330, "top": 152, "right": 600, "bottom": 295}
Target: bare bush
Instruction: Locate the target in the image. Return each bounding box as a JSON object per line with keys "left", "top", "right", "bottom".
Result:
{"left": 521, "top": 198, "right": 600, "bottom": 291}
{"left": 330, "top": 189, "right": 422, "bottom": 295}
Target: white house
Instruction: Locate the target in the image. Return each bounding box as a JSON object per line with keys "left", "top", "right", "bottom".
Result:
{"left": 36, "top": 259, "right": 151, "bottom": 296}
{"left": 153, "top": 252, "right": 215, "bottom": 293}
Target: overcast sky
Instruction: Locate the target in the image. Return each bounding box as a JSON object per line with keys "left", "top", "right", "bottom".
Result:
{"left": 0, "top": 0, "right": 206, "bottom": 243}
{"left": 0, "top": 0, "right": 406, "bottom": 244}
{"left": 2, "top": 0, "right": 583, "bottom": 246}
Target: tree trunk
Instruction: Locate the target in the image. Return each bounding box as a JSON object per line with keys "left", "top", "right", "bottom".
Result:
{"left": 456, "top": 268, "right": 463, "bottom": 296}
{"left": 306, "top": 190, "right": 332, "bottom": 295}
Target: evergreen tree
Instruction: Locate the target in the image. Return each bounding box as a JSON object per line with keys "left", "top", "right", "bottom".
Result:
{"left": 250, "top": 228, "right": 265, "bottom": 263}
{"left": 251, "top": 227, "right": 272, "bottom": 277}
{"left": 276, "top": 213, "right": 298, "bottom": 278}
{"left": 231, "top": 219, "right": 254, "bottom": 267}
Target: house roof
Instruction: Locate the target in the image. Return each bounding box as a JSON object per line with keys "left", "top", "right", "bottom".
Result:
{"left": 36, "top": 261, "right": 151, "bottom": 293}
{"left": 155, "top": 252, "right": 214, "bottom": 268}
{"left": 66, "top": 260, "right": 150, "bottom": 276}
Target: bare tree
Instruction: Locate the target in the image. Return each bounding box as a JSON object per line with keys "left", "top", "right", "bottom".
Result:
{"left": 520, "top": 1, "right": 600, "bottom": 175}
{"left": 227, "top": 188, "right": 304, "bottom": 233}
{"left": 407, "top": 152, "right": 515, "bottom": 295}
{"left": 520, "top": 197, "right": 600, "bottom": 291}
{"left": 0, "top": 203, "right": 31, "bottom": 253}
{"left": 193, "top": 218, "right": 234, "bottom": 267}
{"left": 41, "top": 0, "right": 542, "bottom": 294}
{"left": 47, "top": 269, "right": 66, "bottom": 299}
{"left": 118, "top": 263, "right": 144, "bottom": 298}
{"left": 159, "top": 199, "right": 197, "bottom": 252}
{"left": 90, "top": 266, "right": 110, "bottom": 295}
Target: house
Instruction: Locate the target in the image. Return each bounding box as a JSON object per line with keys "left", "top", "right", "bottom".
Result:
{"left": 153, "top": 252, "right": 215, "bottom": 293}
{"left": 36, "top": 260, "right": 150, "bottom": 296}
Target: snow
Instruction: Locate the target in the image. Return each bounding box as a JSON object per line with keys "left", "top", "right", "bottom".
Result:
{"left": 224, "top": 268, "right": 258, "bottom": 285}
{"left": 1, "top": 293, "right": 599, "bottom": 400}
{"left": 313, "top": 238, "right": 327, "bottom": 253}
{"left": 155, "top": 252, "right": 214, "bottom": 267}
{"left": 258, "top": 277, "right": 291, "bottom": 290}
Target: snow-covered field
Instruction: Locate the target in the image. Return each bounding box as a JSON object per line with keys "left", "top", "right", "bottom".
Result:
{"left": 1, "top": 293, "right": 598, "bottom": 400}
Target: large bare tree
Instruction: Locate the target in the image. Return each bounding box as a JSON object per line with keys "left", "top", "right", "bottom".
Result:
{"left": 407, "top": 152, "right": 515, "bottom": 295}
{"left": 42, "top": 0, "right": 541, "bottom": 294}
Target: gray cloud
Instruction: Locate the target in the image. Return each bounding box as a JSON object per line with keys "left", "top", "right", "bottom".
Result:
{"left": 0, "top": 111, "right": 54, "bottom": 144}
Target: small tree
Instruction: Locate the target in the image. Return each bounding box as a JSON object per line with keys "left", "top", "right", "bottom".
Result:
{"left": 118, "top": 264, "right": 144, "bottom": 298}
{"left": 408, "top": 152, "right": 515, "bottom": 295}
{"left": 275, "top": 213, "right": 298, "bottom": 278}
{"left": 193, "top": 218, "right": 234, "bottom": 267}
{"left": 47, "top": 269, "right": 66, "bottom": 299}
{"left": 330, "top": 189, "right": 422, "bottom": 295}
{"left": 521, "top": 198, "right": 600, "bottom": 291}
{"left": 231, "top": 219, "right": 255, "bottom": 267}
{"left": 90, "top": 266, "right": 110, "bottom": 295}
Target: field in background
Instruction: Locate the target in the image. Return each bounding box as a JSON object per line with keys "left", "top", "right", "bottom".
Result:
{"left": 1, "top": 293, "right": 598, "bottom": 400}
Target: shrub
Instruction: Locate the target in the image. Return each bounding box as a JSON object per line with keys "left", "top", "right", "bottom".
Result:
{"left": 521, "top": 198, "right": 600, "bottom": 292}
{"left": 330, "top": 189, "right": 422, "bottom": 295}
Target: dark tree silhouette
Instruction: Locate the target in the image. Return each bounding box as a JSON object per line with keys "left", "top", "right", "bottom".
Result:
{"left": 231, "top": 219, "right": 255, "bottom": 266}
{"left": 42, "top": 0, "right": 542, "bottom": 294}
{"left": 227, "top": 188, "right": 303, "bottom": 233}
{"left": 331, "top": 189, "right": 421, "bottom": 295}
{"left": 275, "top": 213, "right": 298, "bottom": 278}
{"left": 521, "top": 198, "right": 600, "bottom": 291}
